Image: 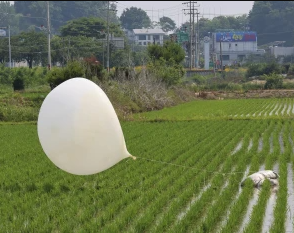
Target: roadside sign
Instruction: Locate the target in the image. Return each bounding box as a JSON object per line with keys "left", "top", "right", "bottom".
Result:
{"left": 177, "top": 32, "right": 189, "bottom": 43}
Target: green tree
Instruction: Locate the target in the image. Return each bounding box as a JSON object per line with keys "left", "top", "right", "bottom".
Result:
{"left": 50, "top": 35, "right": 66, "bottom": 66}
{"left": 11, "top": 30, "right": 47, "bottom": 68}
{"left": 58, "top": 16, "right": 126, "bottom": 68}
{"left": 60, "top": 17, "right": 123, "bottom": 38}
{"left": 147, "top": 40, "right": 185, "bottom": 64}
{"left": 120, "top": 7, "right": 151, "bottom": 29}
{"left": 248, "top": 1, "right": 294, "bottom": 46}
{"left": 57, "top": 36, "right": 104, "bottom": 64}
{"left": 159, "top": 16, "right": 176, "bottom": 33}
{"left": 147, "top": 41, "right": 185, "bottom": 86}
{"left": 13, "top": 1, "right": 119, "bottom": 34}
{"left": 178, "top": 14, "right": 249, "bottom": 39}
{"left": 131, "top": 45, "right": 149, "bottom": 66}
{"left": 0, "top": 35, "right": 9, "bottom": 64}
{"left": 147, "top": 57, "right": 185, "bottom": 86}
{"left": 0, "top": 1, "right": 21, "bottom": 35}
{"left": 264, "top": 73, "right": 283, "bottom": 89}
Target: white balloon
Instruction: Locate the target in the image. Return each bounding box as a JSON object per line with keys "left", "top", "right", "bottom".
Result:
{"left": 37, "top": 77, "right": 135, "bottom": 175}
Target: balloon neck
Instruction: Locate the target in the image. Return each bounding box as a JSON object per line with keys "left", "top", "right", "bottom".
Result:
{"left": 124, "top": 150, "right": 136, "bottom": 160}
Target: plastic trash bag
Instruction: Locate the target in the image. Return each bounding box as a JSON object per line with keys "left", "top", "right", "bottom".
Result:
{"left": 241, "top": 170, "right": 279, "bottom": 187}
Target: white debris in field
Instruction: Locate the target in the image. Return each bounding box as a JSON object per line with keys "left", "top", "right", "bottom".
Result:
{"left": 241, "top": 170, "right": 279, "bottom": 188}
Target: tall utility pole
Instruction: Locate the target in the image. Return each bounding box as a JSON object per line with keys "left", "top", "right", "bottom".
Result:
{"left": 183, "top": 1, "right": 199, "bottom": 70}
{"left": 0, "top": 26, "right": 12, "bottom": 68}
{"left": 8, "top": 25, "right": 11, "bottom": 68}
{"left": 47, "top": 1, "right": 51, "bottom": 70}
{"left": 192, "top": 2, "right": 195, "bottom": 68}
{"left": 106, "top": 1, "right": 110, "bottom": 73}
{"left": 106, "top": 1, "right": 117, "bottom": 73}
{"left": 220, "top": 37, "right": 223, "bottom": 72}
{"left": 196, "top": 9, "right": 200, "bottom": 68}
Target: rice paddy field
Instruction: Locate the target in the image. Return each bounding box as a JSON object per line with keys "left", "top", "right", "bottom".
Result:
{"left": 1, "top": 98, "right": 294, "bottom": 232}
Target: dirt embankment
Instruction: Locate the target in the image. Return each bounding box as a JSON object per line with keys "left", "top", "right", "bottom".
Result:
{"left": 195, "top": 90, "right": 294, "bottom": 100}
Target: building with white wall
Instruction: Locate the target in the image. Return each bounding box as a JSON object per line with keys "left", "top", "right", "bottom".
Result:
{"left": 211, "top": 31, "right": 265, "bottom": 67}
{"left": 270, "top": 46, "right": 294, "bottom": 58}
{"left": 131, "top": 29, "right": 165, "bottom": 46}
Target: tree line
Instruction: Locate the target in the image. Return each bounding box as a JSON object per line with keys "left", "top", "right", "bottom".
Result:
{"left": 0, "top": 1, "right": 293, "bottom": 69}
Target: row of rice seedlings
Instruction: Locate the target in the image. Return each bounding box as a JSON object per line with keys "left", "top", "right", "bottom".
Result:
{"left": 121, "top": 121, "right": 241, "bottom": 232}
{"left": 263, "top": 122, "right": 286, "bottom": 232}
{"left": 144, "top": 121, "right": 250, "bottom": 233}
{"left": 256, "top": 100, "right": 274, "bottom": 117}
{"left": 242, "top": 99, "right": 268, "bottom": 117}
{"left": 232, "top": 99, "right": 275, "bottom": 119}
{"left": 94, "top": 122, "right": 206, "bottom": 229}
{"left": 169, "top": 121, "right": 264, "bottom": 233}
{"left": 262, "top": 120, "right": 277, "bottom": 167}
{"left": 219, "top": 124, "right": 266, "bottom": 233}
{"left": 242, "top": 121, "right": 277, "bottom": 233}
{"left": 231, "top": 99, "right": 255, "bottom": 118}
{"left": 231, "top": 139, "right": 243, "bottom": 155}
{"left": 78, "top": 122, "right": 211, "bottom": 230}
{"left": 213, "top": 123, "right": 261, "bottom": 233}
{"left": 250, "top": 99, "right": 284, "bottom": 119}
{"left": 282, "top": 103, "right": 290, "bottom": 116}
{"left": 273, "top": 100, "right": 283, "bottom": 116}
{"left": 244, "top": 99, "right": 268, "bottom": 118}
{"left": 53, "top": 123, "right": 192, "bottom": 222}
{"left": 218, "top": 121, "right": 273, "bottom": 233}
{"left": 286, "top": 123, "right": 294, "bottom": 232}
{"left": 243, "top": 180, "right": 272, "bottom": 233}
{"left": 284, "top": 98, "right": 293, "bottom": 116}
{"left": 283, "top": 99, "right": 292, "bottom": 116}
{"left": 269, "top": 101, "right": 280, "bottom": 117}
{"left": 269, "top": 120, "right": 289, "bottom": 233}
{"left": 98, "top": 121, "right": 228, "bottom": 231}
{"left": 265, "top": 100, "right": 279, "bottom": 117}
{"left": 235, "top": 121, "right": 273, "bottom": 233}
{"left": 136, "top": 98, "right": 294, "bottom": 121}
{"left": 281, "top": 99, "right": 292, "bottom": 116}
{"left": 263, "top": 101, "right": 277, "bottom": 117}
{"left": 276, "top": 100, "right": 288, "bottom": 116}
{"left": 285, "top": 162, "right": 294, "bottom": 233}
{"left": 194, "top": 131, "right": 256, "bottom": 233}
{"left": 284, "top": 121, "right": 294, "bottom": 232}
{"left": 0, "top": 123, "right": 193, "bottom": 230}
{"left": 285, "top": 99, "right": 294, "bottom": 116}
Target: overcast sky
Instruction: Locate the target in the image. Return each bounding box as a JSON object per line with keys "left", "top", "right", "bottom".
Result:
{"left": 116, "top": 1, "right": 254, "bottom": 27}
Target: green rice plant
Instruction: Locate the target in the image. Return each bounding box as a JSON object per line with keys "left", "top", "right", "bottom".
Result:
{"left": 2, "top": 99, "right": 294, "bottom": 231}
{"left": 243, "top": 179, "right": 272, "bottom": 233}
{"left": 105, "top": 120, "right": 234, "bottom": 231}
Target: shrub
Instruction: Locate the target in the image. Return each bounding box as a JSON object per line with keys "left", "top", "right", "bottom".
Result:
{"left": 246, "top": 63, "right": 265, "bottom": 78}
{"left": 83, "top": 56, "right": 104, "bottom": 80}
{"left": 13, "top": 77, "right": 25, "bottom": 91}
{"left": 264, "top": 73, "right": 283, "bottom": 89}
{"left": 190, "top": 74, "right": 207, "bottom": 85}
{"left": 246, "top": 62, "right": 282, "bottom": 78}
{"left": 147, "top": 58, "right": 185, "bottom": 86}
{"left": 12, "top": 69, "right": 25, "bottom": 91}
{"left": 46, "top": 61, "right": 85, "bottom": 89}
{"left": 287, "top": 64, "right": 294, "bottom": 79}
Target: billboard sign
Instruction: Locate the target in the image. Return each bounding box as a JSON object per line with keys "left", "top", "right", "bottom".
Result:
{"left": 0, "top": 29, "right": 6, "bottom": 37}
{"left": 216, "top": 32, "right": 256, "bottom": 42}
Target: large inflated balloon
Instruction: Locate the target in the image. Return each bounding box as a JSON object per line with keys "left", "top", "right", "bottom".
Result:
{"left": 37, "top": 77, "right": 135, "bottom": 175}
